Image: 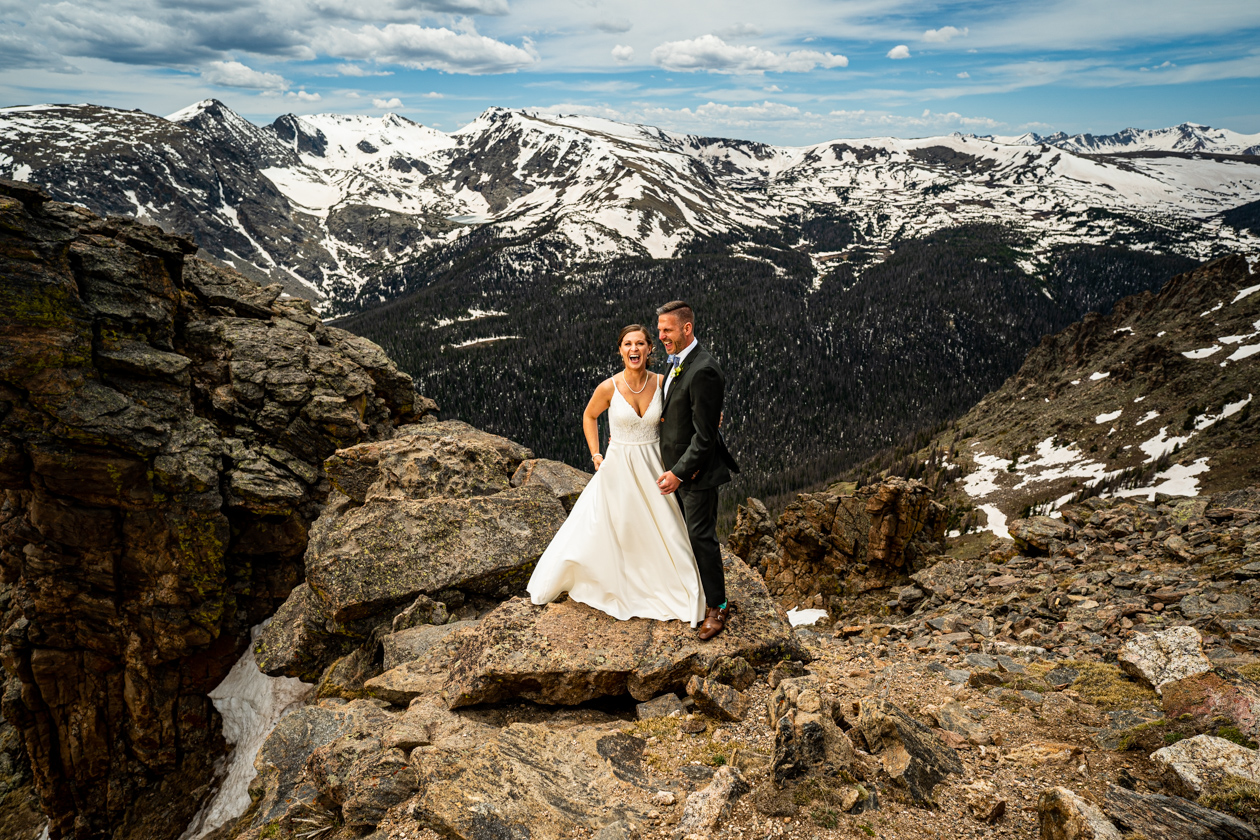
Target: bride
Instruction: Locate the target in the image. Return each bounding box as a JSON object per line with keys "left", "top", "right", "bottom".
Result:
{"left": 526, "top": 324, "right": 705, "bottom": 627}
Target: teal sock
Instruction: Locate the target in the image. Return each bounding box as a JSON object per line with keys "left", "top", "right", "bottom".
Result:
{"left": 718, "top": 601, "right": 727, "bottom": 610}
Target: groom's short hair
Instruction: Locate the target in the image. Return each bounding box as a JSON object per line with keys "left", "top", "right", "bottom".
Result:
{"left": 656, "top": 300, "right": 694, "bottom": 326}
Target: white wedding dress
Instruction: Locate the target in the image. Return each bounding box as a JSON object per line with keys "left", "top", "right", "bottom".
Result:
{"left": 527, "top": 377, "right": 705, "bottom": 627}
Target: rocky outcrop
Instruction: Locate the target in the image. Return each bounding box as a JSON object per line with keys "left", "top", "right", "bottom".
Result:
{"left": 730, "top": 478, "right": 946, "bottom": 611}
{"left": 0, "top": 179, "right": 423, "bottom": 839}
{"left": 766, "top": 675, "right": 862, "bottom": 786}
{"left": 856, "top": 697, "right": 964, "bottom": 805}
{"left": 254, "top": 429, "right": 576, "bottom": 682}
{"left": 1038, "top": 787, "right": 1123, "bottom": 840}
{"left": 363, "top": 549, "right": 808, "bottom": 708}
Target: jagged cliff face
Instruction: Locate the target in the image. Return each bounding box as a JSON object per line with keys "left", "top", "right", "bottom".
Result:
{"left": 0, "top": 178, "right": 426, "bottom": 839}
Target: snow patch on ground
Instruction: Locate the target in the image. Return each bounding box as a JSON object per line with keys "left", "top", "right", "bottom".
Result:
{"left": 1089, "top": 371, "right": 1110, "bottom": 381}
{"left": 1096, "top": 409, "right": 1122, "bottom": 423}
{"left": 1139, "top": 427, "right": 1191, "bottom": 462}
{"left": 978, "top": 504, "right": 1010, "bottom": 539}
{"left": 1183, "top": 345, "right": 1221, "bottom": 359}
{"left": 1196, "top": 394, "right": 1253, "bottom": 429}
{"left": 448, "top": 335, "right": 521, "bottom": 348}
{"left": 1233, "top": 283, "right": 1260, "bottom": 305}
{"left": 179, "top": 622, "right": 311, "bottom": 840}
{"left": 1225, "top": 343, "right": 1260, "bottom": 363}
{"left": 1136, "top": 410, "right": 1160, "bottom": 426}
{"left": 787, "top": 608, "right": 830, "bottom": 626}
{"left": 1113, "top": 457, "right": 1211, "bottom": 501}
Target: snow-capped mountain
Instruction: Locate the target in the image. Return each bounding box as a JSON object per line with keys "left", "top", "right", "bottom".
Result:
{"left": 1000, "top": 122, "right": 1260, "bottom": 156}
{"left": 2, "top": 100, "right": 1259, "bottom": 316}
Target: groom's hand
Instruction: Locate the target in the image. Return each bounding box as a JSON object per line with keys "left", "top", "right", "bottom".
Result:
{"left": 657, "top": 471, "right": 681, "bottom": 495}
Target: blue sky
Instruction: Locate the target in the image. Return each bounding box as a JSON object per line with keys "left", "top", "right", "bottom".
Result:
{"left": 2, "top": 0, "right": 1259, "bottom": 144}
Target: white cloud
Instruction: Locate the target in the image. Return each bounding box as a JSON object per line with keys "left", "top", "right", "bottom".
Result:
{"left": 611, "top": 44, "right": 634, "bottom": 63}
{"left": 287, "top": 90, "right": 322, "bottom": 101}
{"left": 373, "top": 96, "right": 403, "bottom": 108}
{"left": 333, "top": 63, "right": 393, "bottom": 77}
{"left": 538, "top": 99, "right": 810, "bottom": 130}
{"left": 829, "top": 107, "right": 1001, "bottom": 131}
{"left": 422, "top": 91, "right": 444, "bottom": 98}
{"left": 201, "top": 60, "right": 289, "bottom": 91}
{"left": 887, "top": 44, "right": 911, "bottom": 60}
{"left": 923, "top": 26, "right": 969, "bottom": 43}
{"left": 346, "top": 91, "right": 360, "bottom": 98}
{"left": 651, "top": 34, "right": 847, "bottom": 74}
{"left": 323, "top": 24, "right": 537, "bottom": 74}
{"left": 957, "top": 71, "right": 970, "bottom": 78}
{"left": 594, "top": 18, "right": 632, "bottom": 33}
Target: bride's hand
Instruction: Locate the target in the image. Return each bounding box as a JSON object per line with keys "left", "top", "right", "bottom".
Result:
{"left": 591, "top": 453, "right": 604, "bottom": 471}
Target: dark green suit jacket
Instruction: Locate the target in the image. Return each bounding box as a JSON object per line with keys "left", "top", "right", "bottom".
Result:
{"left": 659, "top": 343, "right": 739, "bottom": 491}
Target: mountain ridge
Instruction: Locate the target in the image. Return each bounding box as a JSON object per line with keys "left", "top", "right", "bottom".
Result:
{"left": 2, "top": 99, "right": 1258, "bottom": 317}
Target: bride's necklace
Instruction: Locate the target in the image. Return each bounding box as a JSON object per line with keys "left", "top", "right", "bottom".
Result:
{"left": 622, "top": 370, "right": 649, "bottom": 394}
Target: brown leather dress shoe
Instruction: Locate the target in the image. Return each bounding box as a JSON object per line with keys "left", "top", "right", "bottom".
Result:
{"left": 698, "top": 604, "right": 730, "bottom": 641}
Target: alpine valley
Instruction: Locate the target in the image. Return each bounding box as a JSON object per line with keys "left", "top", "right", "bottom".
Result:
{"left": 5, "top": 93, "right": 1260, "bottom": 840}
{"left": 2, "top": 98, "right": 1259, "bottom": 506}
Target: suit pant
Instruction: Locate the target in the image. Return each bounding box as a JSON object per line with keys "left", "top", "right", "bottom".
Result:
{"left": 676, "top": 484, "right": 725, "bottom": 608}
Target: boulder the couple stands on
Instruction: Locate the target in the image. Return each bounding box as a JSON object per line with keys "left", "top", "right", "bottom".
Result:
{"left": 255, "top": 419, "right": 810, "bottom": 709}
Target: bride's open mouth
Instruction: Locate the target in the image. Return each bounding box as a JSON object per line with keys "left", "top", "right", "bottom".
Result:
{"left": 628, "top": 353, "right": 642, "bottom": 363}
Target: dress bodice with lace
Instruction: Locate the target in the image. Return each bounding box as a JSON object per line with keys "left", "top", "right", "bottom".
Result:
{"left": 608, "top": 378, "right": 662, "bottom": 445}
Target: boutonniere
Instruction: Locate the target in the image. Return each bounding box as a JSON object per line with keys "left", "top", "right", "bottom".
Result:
{"left": 671, "top": 363, "right": 684, "bottom": 379}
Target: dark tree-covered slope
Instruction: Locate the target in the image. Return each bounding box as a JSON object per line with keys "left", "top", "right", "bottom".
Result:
{"left": 339, "top": 222, "right": 1197, "bottom": 515}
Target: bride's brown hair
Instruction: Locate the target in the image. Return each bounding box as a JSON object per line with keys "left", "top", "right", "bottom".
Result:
{"left": 617, "top": 324, "right": 653, "bottom": 363}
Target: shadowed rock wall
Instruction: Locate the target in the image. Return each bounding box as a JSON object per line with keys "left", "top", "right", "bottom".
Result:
{"left": 730, "top": 477, "right": 946, "bottom": 610}
{"left": 0, "top": 179, "right": 425, "bottom": 839}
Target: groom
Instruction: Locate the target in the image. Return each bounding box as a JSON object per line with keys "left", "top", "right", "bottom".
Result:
{"left": 655, "top": 300, "right": 740, "bottom": 640}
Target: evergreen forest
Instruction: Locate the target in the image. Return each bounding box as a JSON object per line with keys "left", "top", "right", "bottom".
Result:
{"left": 338, "top": 216, "right": 1199, "bottom": 525}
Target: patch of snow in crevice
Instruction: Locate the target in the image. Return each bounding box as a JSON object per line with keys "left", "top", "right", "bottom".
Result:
{"left": 1089, "top": 371, "right": 1110, "bottom": 381}
{"left": 1136, "top": 410, "right": 1160, "bottom": 426}
{"left": 1230, "top": 283, "right": 1260, "bottom": 305}
{"left": 1200, "top": 301, "right": 1224, "bottom": 316}
{"left": 787, "top": 608, "right": 829, "bottom": 626}
{"left": 1134, "top": 395, "right": 1146, "bottom": 402}
{"left": 1095, "top": 409, "right": 1122, "bottom": 423}
{"left": 179, "top": 622, "right": 312, "bottom": 840}
{"left": 1139, "top": 426, "right": 1190, "bottom": 462}
{"left": 1182, "top": 345, "right": 1221, "bottom": 359}
{"left": 1195, "top": 394, "right": 1253, "bottom": 429}
{"left": 978, "top": 504, "right": 1010, "bottom": 540}
{"left": 1113, "top": 326, "right": 1134, "bottom": 334}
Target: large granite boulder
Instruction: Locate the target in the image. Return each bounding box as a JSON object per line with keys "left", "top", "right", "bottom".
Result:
{"left": 364, "top": 550, "right": 809, "bottom": 708}
{"left": 256, "top": 422, "right": 571, "bottom": 680}
{"left": 229, "top": 695, "right": 660, "bottom": 840}
{"left": 0, "top": 180, "right": 423, "bottom": 839}
{"left": 1153, "top": 733, "right": 1260, "bottom": 799}
{"left": 1119, "top": 626, "right": 1213, "bottom": 695}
